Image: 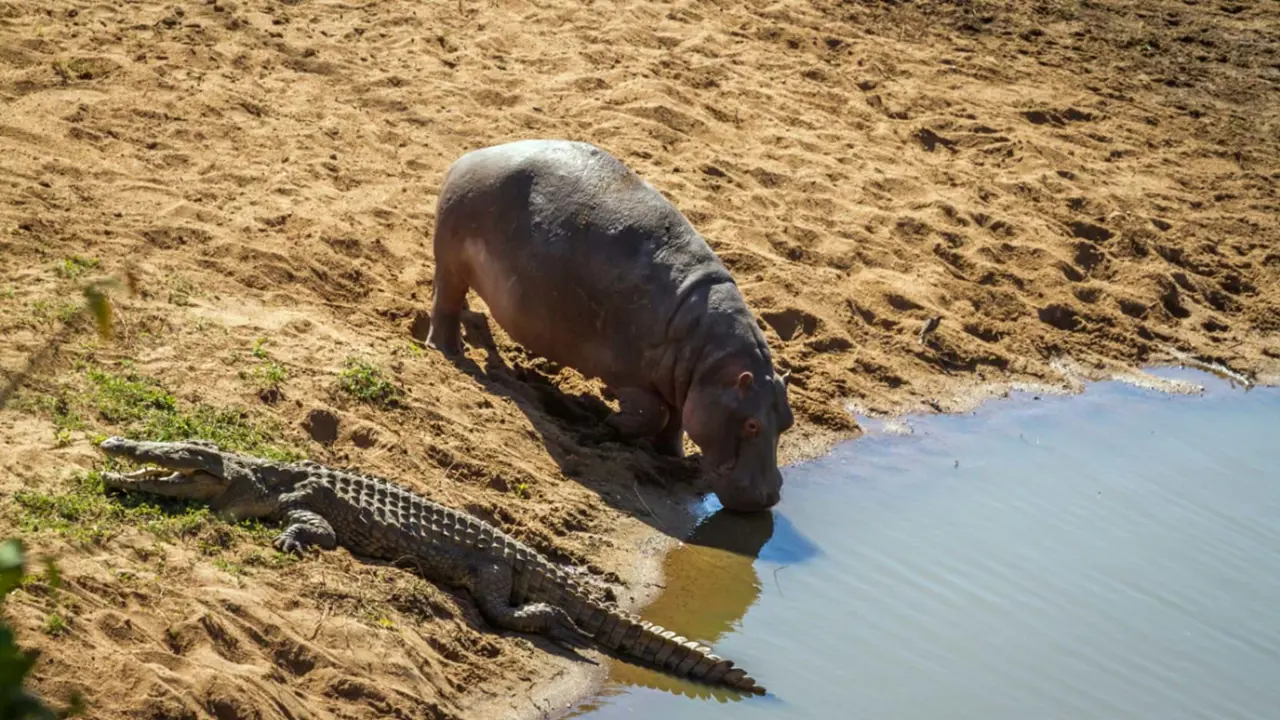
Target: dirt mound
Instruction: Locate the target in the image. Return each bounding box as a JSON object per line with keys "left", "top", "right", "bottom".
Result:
{"left": 1, "top": 0, "right": 1277, "bottom": 717}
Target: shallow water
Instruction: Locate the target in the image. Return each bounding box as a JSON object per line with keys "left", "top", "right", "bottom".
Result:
{"left": 566, "top": 368, "right": 1280, "bottom": 720}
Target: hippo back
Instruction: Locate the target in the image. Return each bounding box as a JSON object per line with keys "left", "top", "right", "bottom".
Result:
{"left": 435, "top": 140, "right": 734, "bottom": 385}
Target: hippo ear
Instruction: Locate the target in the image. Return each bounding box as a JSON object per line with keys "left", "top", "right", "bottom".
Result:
{"left": 735, "top": 371, "right": 754, "bottom": 395}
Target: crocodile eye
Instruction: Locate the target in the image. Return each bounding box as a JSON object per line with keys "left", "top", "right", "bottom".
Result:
{"left": 743, "top": 417, "right": 761, "bottom": 439}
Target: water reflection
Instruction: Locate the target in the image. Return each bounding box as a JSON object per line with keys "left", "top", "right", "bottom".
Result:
{"left": 563, "top": 503, "right": 820, "bottom": 709}
{"left": 685, "top": 498, "right": 822, "bottom": 566}
{"left": 569, "top": 368, "right": 1280, "bottom": 719}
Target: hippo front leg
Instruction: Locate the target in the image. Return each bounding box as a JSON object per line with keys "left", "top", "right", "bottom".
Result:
{"left": 653, "top": 409, "right": 685, "bottom": 458}
{"left": 607, "top": 387, "right": 684, "bottom": 457}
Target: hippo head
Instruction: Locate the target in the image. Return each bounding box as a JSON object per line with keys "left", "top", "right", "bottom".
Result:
{"left": 683, "top": 366, "right": 795, "bottom": 512}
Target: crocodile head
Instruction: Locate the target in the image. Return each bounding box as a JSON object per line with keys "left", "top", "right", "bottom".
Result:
{"left": 98, "top": 437, "right": 282, "bottom": 519}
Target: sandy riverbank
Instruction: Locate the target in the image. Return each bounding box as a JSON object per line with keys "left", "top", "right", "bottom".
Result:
{"left": 1, "top": 0, "right": 1277, "bottom": 717}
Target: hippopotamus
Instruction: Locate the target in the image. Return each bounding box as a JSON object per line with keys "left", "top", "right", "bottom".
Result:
{"left": 425, "top": 139, "right": 794, "bottom": 512}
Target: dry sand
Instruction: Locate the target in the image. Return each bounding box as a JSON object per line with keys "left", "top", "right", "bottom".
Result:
{"left": 1, "top": 0, "right": 1277, "bottom": 717}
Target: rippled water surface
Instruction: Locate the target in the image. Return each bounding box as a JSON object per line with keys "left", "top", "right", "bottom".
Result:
{"left": 566, "top": 369, "right": 1280, "bottom": 720}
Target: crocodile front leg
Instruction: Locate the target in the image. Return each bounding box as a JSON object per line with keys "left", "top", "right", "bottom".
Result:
{"left": 471, "top": 561, "right": 590, "bottom": 648}
{"left": 273, "top": 509, "right": 337, "bottom": 554}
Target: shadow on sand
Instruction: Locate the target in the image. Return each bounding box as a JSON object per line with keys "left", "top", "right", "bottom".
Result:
{"left": 427, "top": 310, "right": 714, "bottom": 541}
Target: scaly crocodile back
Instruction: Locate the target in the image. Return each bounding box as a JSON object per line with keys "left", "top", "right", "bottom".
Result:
{"left": 295, "top": 463, "right": 765, "bottom": 694}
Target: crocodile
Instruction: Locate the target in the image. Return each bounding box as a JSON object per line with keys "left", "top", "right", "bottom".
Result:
{"left": 96, "top": 436, "right": 766, "bottom": 695}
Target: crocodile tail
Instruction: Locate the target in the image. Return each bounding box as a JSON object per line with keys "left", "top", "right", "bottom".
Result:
{"left": 516, "top": 558, "right": 765, "bottom": 695}
{"left": 571, "top": 596, "right": 765, "bottom": 695}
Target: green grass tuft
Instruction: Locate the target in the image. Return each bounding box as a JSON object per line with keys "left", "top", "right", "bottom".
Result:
{"left": 12, "top": 471, "right": 219, "bottom": 547}
{"left": 41, "top": 613, "right": 68, "bottom": 637}
{"left": 29, "top": 299, "right": 83, "bottom": 327}
{"left": 240, "top": 339, "right": 288, "bottom": 400}
{"left": 242, "top": 548, "right": 299, "bottom": 569}
{"left": 336, "top": 357, "right": 402, "bottom": 406}
{"left": 53, "top": 255, "right": 99, "bottom": 281}
{"left": 12, "top": 471, "right": 280, "bottom": 552}
{"left": 83, "top": 369, "right": 299, "bottom": 461}
{"left": 244, "top": 361, "right": 287, "bottom": 395}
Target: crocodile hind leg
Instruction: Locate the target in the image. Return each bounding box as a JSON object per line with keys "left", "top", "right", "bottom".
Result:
{"left": 471, "top": 561, "right": 590, "bottom": 649}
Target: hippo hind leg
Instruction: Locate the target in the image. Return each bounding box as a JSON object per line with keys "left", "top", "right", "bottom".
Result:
{"left": 607, "top": 387, "right": 684, "bottom": 457}
{"left": 427, "top": 266, "right": 469, "bottom": 356}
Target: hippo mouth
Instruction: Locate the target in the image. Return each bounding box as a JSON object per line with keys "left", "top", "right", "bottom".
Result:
{"left": 700, "top": 463, "right": 782, "bottom": 512}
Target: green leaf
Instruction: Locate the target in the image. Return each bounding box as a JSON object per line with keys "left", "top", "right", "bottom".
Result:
{"left": 82, "top": 286, "right": 112, "bottom": 340}
{"left": 41, "top": 560, "right": 60, "bottom": 593}
{"left": 0, "top": 539, "right": 25, "bottom": 599}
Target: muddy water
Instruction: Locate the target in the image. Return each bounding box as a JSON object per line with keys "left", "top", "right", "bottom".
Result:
{"left": 566, "top": 369, "right": 1280, "bottom": 719}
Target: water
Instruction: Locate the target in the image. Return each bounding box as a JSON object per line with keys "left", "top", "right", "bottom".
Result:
{"left": 566, "top": 368, "right": 1280, "bottom": 720}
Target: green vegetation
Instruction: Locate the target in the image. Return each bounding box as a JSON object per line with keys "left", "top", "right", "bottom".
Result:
{"left": 392, "top": 341, "right": 425, "bottom": 358}
{"left": 39, "top": 615, "right": 66, "bottom": 638}
{"left": 242, "top": 548, "right": 300, "bottom": 569}
{"left": 0, "top": 539, "right": 85, "bottom": 718}
{"left": 251, "top": 362, "right": 287, "bottom": 392}
{"left": 336, "top": 357, "right": 402, "bottom": 406}
{"left": 13, "top": 471, "right": 218, "bottom": 547}
{"left": 12, "top": 469, "right": 292, "bottom": 569}
{"left": 52, "top": 256, "right": 98, "bottom": 281}
{"left": 81, "top": 368, "right": 299, "bottom": 460}
{"left": 13, "top": 393, "right": 83, "bottom": 448}
{"left": 28, "top": 300, "right": 82, "bottom": 327}
{"left": 242, "top": 339, "right": 288, "bottom": 398}
{"left": 11, "top": 365, "right": 302, "bottom": 547}
{"left": 210, "top": 558, "right": 244, "bottom": 577}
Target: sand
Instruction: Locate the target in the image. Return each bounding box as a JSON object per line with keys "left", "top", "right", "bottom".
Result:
{"left": 1, "top": 0, "right": 1277, "bottom": 717}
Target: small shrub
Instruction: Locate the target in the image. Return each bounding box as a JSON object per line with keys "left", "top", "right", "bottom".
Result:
{"left": 245, "top": 362, "right": 287, "bottom": 395}
{"left": 336, "top": 357, "right": 402, "bottom": 406}
{"left": 241, "top": 340, "right": 288, "bottom": 402}
{"left": 40, "top": 614, "right": 67, "bottom": 638}
{"left": 52, "top": 256, "right": 99, "bottom": 281}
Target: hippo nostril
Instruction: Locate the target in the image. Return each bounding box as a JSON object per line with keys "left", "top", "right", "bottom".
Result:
{"left": 764, "top": 487, "right": 781, "bottom": 507}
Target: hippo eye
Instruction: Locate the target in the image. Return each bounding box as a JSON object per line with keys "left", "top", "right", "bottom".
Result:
{"left": 743, "top": 417, "right": 761, "bottom": 439}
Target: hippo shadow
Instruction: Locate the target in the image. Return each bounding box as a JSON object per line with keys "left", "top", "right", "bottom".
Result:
{"left": 433, "top": 309, "right": 709, "bottom": 539}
